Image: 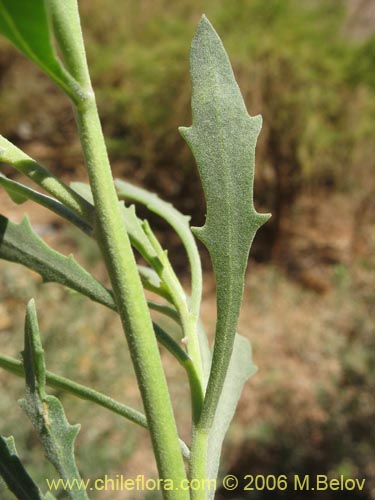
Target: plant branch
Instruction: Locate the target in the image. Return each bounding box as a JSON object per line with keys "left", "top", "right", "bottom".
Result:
{"left": 0, "top": 353, "right": 190, "bottom": 459}
{"left": 0, "top": 135, "right": 94, "bottom": 224}
{"left": 0, "top": 174, "right": 92, "bottom": 234}
{"left": 54, "top": 1, "right": 189, "bottom": 492}
{"left": 115, "top": 180, "right": 203, "bottom": 319}
{"left": 143, "top": 221, "right": 204, "bottom": 389}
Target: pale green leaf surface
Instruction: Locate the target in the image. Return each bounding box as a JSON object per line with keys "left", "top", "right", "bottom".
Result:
{"left": 206, "top": 334, "right": 257, "bottom": 497}
{"left": 180, "top": 16, "right": 270, "bottom": 428}
{"left": 1, "top": 176, "right": 28, "bottom": 204}
{"left": 71, "top": 181, "right": 174, "bottom": 300}
{"left": 138, "top": 264, "right": 172, "bottom": 302}
{"left": 0, "top": 435, "right": 45, "bottom": 500}
{"left": 19, "top": 301, "right": 88, "bottom": 500}
{"left": 0, "top": 136, "right": 94, "bottom": 222}
{"left": 0, "top": 0, "right": 76, "bottom": 97}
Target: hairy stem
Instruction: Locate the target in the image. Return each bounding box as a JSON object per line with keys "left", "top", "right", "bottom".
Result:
{"left": 52, "top": 2, "right": 188, "bottom": 493}
{"left": 189, "top": 429, "right": 209, "bottom": 500}
{"left": 0, "top": 353, "right": 190, "bottom": 459}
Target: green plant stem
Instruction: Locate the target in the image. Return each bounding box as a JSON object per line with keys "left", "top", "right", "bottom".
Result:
{"left": 0, "top": 135, "right": 94, "bottom": 223}
{"left": 51, "top": 3, "right": 189, "bottom": 491}
{"left": 154, "top": 323, "right": 204, "bottom": 423}
{"left": 0, "top": 353, "right": 190, "bottom": 459}
{"left": 144, "top": 222, "right": 204, "bottom": 386}
{"left": 115, "top": 181, "right": 203, "bottom": 319}
{"left": 189, "top": 428, "right": 209, "bottom": 500}
{"left": 0, "top": 174, "right": 92, "bottom": 234}
{"left": 75, "top": 101, "right": 188, "bottom": 490}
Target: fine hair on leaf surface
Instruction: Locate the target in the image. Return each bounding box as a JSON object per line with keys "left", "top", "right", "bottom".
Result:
{"left": 0, "top": 4, "right": 270, "bottom": 499}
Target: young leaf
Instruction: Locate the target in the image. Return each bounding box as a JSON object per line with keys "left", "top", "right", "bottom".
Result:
{"left": 0, "top": 352, "right": 191, "bottom": 459}
{"left": 115, "top": 179, "right": 203, "bottom": 318}
{"left": 19, "top": 300, "right": 89, "bottom": 500}
{"left": 71, "top": 181, "right": 161, "bottom": 267}
{"left": 206, "top": 334, "right": 257, "bottom": 496}
{"left": 0, "top": 435, "right": 45, "bottom": 500}
{"left": 138, "top": 265, "right": 173, "bottom": 302}
{"left": 180, "top": 16, "right": 270, "bottom": 428}
{"left": 0, "top": 0, "right": 78, "bottom": 100}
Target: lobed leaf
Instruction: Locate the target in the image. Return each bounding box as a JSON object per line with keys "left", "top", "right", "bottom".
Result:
{"left": 0, "top": 214, "right": 115, "bottom": 310}
{"left": 19, "top": 300, "right": 88, "bottom": 500}
{"left": 180, "top": 16, "right": 270, "bottom": 428}
{"left": 0, "top": 215, "right": 197, "bottom": 376}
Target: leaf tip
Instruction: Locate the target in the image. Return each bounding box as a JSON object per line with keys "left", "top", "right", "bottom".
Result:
{"left": 197, "top": 13, "right": 213, "bottom": 31}
{"left": 26, "top": 298, "right": 36, "bottom": 313}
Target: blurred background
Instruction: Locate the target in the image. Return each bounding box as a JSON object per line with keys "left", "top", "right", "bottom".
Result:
{"left": 0, "top": 0, "right": 374, "bottom": 498}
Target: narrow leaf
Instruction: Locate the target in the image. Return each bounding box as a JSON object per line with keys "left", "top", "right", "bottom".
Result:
{"left": 0, "top": 136, "right": 94, "bottom": 223}
{"left": 138, "top": 265, "right": 173, "bottom": 302}
{"left": 180, "top": 16, "right": 270, "bottom": 427}
{"left": 206, "top": 334, "right": 257, "bottom": 496}
{"left": 0, "top": 174, "right": 92, "bottom": 234}
{"left": 0, "top": 0, "right": 77, "bottom": 99}
{"left": 1, "top": 176, "right": 28, "bottom": 204}
{"left": 0, "top": 435, "right": 44, "bottom": 500}
{"left": 0, "top": 215, "right": 193, "bottom": 371}
{"left": 0, "top": 214, "right": 115, "bottom": 310}
{"left": 19, "top": 300, "right": 88, "bottom": 500}
{"left": 115, "top": 179, "right": 204, "bottom": 320}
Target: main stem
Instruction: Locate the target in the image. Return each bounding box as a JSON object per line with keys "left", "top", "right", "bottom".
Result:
{"left": 75, "top": 99, "right": 188, "bottom": 497}
{"left": 189, "top": 428, "right": 209, "bottom": 500}
{"left": 51, "top": 1, "right": 188, "bottom": 493}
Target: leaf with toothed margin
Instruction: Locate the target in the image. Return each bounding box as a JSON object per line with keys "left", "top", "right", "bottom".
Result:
{"left": 19, "top": 300, "right": 88, "bottom": 500}
{"left": 0, "top": 214, "right": 177, "bottom": 336}
{"left": 0, "top": 214, "right": 116, "bottom": 310}
{"left": 180, "top": 15, "right": 270, "bottom": 426}
{"left": 0, "top": 435, "right": 45, "bottom": 500}
{"left": 71, "top": 181, "right": 173, "bottom": 300}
